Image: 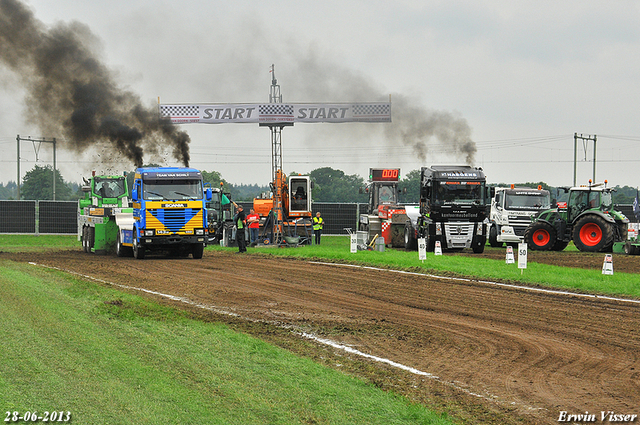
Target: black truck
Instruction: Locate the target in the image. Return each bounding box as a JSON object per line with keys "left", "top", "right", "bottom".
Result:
{"left": 404, "top": 165, "right": 488, "bottom": 253}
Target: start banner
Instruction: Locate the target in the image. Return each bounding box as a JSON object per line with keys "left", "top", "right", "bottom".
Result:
{"left": 159, "top": 102, "right": 391, "bottom": 124}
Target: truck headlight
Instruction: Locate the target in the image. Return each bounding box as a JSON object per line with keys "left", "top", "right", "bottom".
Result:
{"left": 476, "top": 223, "right": 484, "bottom": 235}
{"left": 144, "top": 229, "right": 154, "bottom": 236}
{"left": 196, "top": 229, "right": 204, "bottom": 235}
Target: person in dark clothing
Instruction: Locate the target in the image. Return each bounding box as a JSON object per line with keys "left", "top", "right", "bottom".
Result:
{"left": 233, "top": 204, "right": 247, "bottom": 253}
{"left": 262, "top": 208, "right": 275, "bottom": 244}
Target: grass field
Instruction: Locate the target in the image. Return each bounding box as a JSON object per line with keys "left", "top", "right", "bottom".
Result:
{"left": 2, "top": 234, "right": 638, "bottom": 424}
{"left": 0, "top": 235, "right": 454, "bottom": 425}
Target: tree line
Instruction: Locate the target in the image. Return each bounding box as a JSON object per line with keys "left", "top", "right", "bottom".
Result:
{"left": 1, "top": 164, "right": 639, "bottom": 205}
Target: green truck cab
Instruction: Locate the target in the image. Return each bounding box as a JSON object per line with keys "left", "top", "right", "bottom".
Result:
{"left": 78, "top": 174, "right": 132, "bottom": 254}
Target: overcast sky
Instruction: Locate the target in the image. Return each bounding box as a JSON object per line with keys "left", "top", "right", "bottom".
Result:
{"left": 1, "top": 0, "right": 640, "bottom": 188}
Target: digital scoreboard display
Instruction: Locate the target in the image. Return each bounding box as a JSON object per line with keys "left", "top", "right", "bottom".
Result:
{"left": 370, "top": 168, "right": 400, "bottom": 182}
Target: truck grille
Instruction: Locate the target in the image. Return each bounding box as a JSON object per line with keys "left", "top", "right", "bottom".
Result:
{"left": 509, "top": 218, "right": 533, "bottom": 237}
{"left": 445, "top": 223, "right": 473, "bottom": 236}
{"left": 444, "top": 223, "right": 474, "bottom": 249}
{"left": 149, "top": 208, "right": 200, "bottom": 232}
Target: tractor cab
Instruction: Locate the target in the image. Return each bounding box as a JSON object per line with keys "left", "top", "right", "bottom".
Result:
{"left": 567, "top": 186, "right": 613, "bottom": 222}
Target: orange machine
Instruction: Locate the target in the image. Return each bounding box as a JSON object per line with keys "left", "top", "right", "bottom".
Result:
{"left": 253, "top": 170, "right": 313, "bottom": 244}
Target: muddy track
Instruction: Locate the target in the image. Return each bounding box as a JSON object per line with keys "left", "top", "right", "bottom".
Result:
{"left": 4, "top": 249, "right": 640, "bottom": 424}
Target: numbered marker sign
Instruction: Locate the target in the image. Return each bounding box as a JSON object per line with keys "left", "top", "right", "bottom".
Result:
{"left": 418, "top": 238, "right": 427, "bottom": 261}
{"left": 350, "top": 233, "right": 357, "bottom": 253}
{"left": 602, "top": 254, "right": 613, "bottom": 275}
{"left": 518, "top": 243, "right": 528, "bottom": 269}
{"left": 505, "top": 245, "right": 515, "bottom": 264}
{"left": 434, "top": 240, "right": 442, "bottom": 256}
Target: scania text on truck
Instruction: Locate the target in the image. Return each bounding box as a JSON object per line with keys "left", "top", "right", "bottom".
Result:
{"left": 488, "top": 185, "right": 550, "bottom": 247}
{"left": 116, "top": 167, "right": 212, "bottom": 259}
{"left": 404, "top": 165, "right": 487, "bottom": 253}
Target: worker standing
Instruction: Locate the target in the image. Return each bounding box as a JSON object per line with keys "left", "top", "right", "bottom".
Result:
{"left": 246, "top": 208, "right": 260, "bottom": 246}
{"left": 233, "top": 204, "right": 247, "bottom": 253}
{"left": 312, "top": 211, "right": 324, "bottom": 245}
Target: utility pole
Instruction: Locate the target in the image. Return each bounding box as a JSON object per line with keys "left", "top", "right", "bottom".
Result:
{"left": 16, "top": 135, "right": 58, "bottom": 200}
{"left": 573, "top": 133, "right": 597, "bottom": 186}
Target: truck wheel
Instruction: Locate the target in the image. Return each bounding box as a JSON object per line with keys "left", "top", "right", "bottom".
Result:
{"left": 573, "top": 215, "right": 614, "bottom": 252}
{"left": 472, "top": 234, "right": 486, "bottom": 253}
{"left": 133, "top": 237, "right": 145, "bottom": 259}
{"left": 404, "top": 222, "right": 417, "bottom": 251}
{"left": 489, "top": 225, "right": 502, "bottom": 247}
{"left": 524, "top": 222, "right": 556, "bottom": 251}
{"left": 116, "top": 231, "right": 132, "bottom": 257}
{"left": 192, "top": 243, "right": 204, "bottom": 259}
{"left": 82, "top": 227, "right": 89, "bottom": 253}
{"left": 88, "top": 227, "right": 95, "bottom": 253}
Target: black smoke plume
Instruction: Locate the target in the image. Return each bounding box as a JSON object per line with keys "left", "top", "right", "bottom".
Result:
{"left": 287, "top": 54, "right": 477, "bottom": 166}
{"left": 386, "top": 94, "right": 476, "bottom": 165}
{"left": 0, "top": 0, "right": 190, "bottom": 168}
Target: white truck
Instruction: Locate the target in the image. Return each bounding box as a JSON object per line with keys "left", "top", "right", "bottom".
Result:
{"left": 488, "top": 186, "right": 550, "bottom": 247}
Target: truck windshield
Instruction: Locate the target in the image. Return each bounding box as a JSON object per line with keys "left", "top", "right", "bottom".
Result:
{"left": 143, "top": 180, "right": 203, "bottom": 201}
{"left": 504, "top": 193, "right": 550, "bottom": 210}
{"left": 435, "top": 181, "right": 484, "bottom": 205}
{"left": 94, "top": 177, "right": 127, "bottom": 198}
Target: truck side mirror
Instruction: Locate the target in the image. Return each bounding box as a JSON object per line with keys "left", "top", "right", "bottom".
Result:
{"left": 132, "top": 188, "right": 139, "bottom": 202}
{"left": 206, "top": 188, "right": 212, "bottom": 201}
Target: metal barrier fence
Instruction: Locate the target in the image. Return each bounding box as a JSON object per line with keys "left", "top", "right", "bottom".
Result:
{"left": 312, "top": 203, "right": 368, "bottom": 235}
{"left": 2, "top": 200, "right": 637, "bottom": 236}
{"left": 0, "top": 200, "right": 77, "bottom": 234}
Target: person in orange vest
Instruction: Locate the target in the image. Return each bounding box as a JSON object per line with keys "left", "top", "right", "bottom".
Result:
{"left": 246, "top": 208, "right": 261, "bottom": 246}
{"left": 312, "top": 211, "right": 324, "bottom": 245}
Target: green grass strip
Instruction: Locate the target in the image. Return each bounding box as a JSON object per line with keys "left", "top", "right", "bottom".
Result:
{"left": 215, "top": 236, "right": 640, "bottom": 299}
{"left": 0, "top": 259, "right": 453, "bottom": 425}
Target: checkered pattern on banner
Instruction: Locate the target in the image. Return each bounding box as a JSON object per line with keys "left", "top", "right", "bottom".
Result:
{"left": 353, "top": 103, "right": 391, "bottom": 116}
{"left": 259, "top": 104, "right": 294, "bottom": 116}
{"left": 160, "top": 105, "right": 200, "bottom": 118}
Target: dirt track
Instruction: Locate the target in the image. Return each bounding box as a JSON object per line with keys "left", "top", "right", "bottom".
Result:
{"left": 5, "top": 248, "right": 640, "bottom": 424}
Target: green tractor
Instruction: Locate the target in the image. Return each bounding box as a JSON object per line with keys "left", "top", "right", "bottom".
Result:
{"left": 524, "top": 181, "right": 629, "bottom": 252}
{"left": 78, "top": 173, "right": 132, "bottom": 254}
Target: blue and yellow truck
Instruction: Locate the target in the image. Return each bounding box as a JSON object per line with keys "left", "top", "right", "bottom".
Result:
{"left": 115, "top": 167, "right": 212, "bottom": 259}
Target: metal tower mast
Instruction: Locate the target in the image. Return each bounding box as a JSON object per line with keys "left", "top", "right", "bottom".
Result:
{"left": 267, "top": 64, "right": 286, "bottom": 244}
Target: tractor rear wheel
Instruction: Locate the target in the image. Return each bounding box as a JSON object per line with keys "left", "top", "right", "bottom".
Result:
{"left": 524, "top": 222, "right": 556, "bottom": 251}
{"left": 572, "top": 215, "right": 614, "bottom": 252}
